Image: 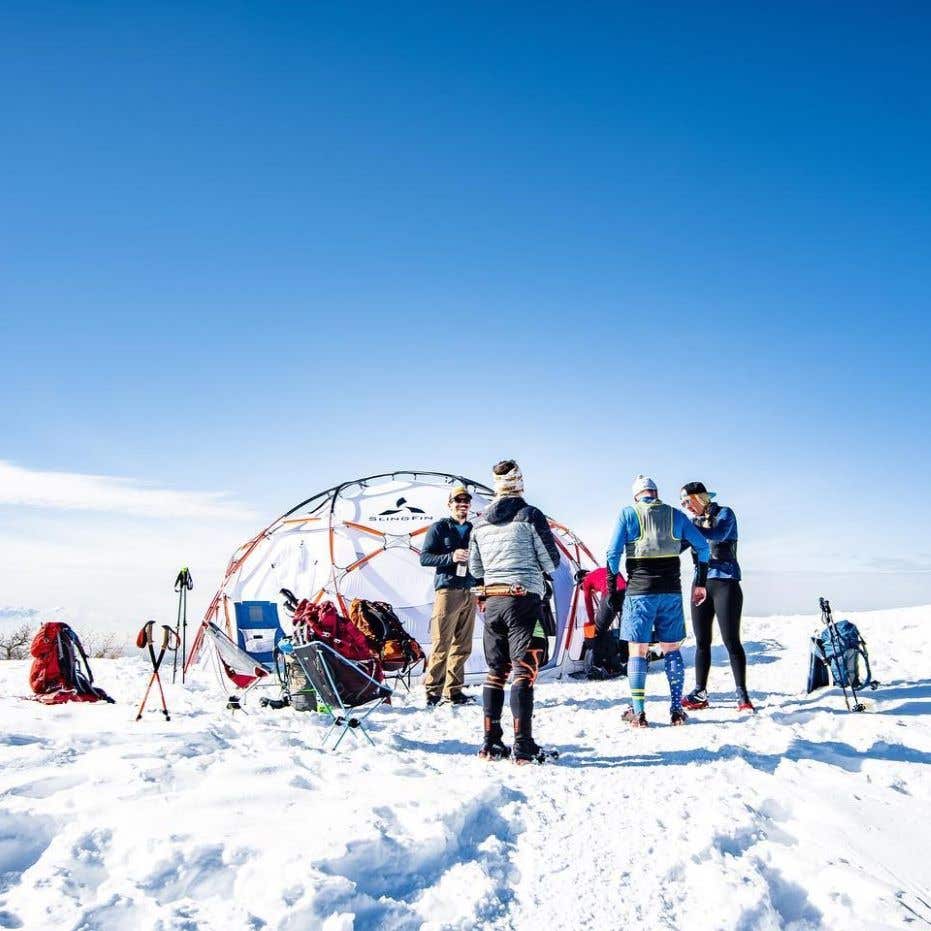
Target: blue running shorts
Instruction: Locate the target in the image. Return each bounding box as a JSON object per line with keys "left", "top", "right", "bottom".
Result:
{"left": 621, "top": 593, "right": 686, "bottom": 643}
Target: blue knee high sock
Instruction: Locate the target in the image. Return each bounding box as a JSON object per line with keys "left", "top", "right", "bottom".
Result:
{"left": 665, "top": 650, "right": 685, "bottom": 712}
{"left": 628, "top": 656, "right": 648, "bottom": 714}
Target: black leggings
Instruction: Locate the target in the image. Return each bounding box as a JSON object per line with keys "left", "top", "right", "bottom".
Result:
{"left": 691, "top": 580, "right": 746, "bottom": 692}
{"left": 483, "top": 595, "right": 545, "bottom": 750}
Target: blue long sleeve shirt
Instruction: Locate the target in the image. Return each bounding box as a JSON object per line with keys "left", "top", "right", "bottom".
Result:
{"left": 690, "top": 504, "right": 741, "bottom": 581}
{"left": 607, "top": 504, "right": 710, "bottom": 595}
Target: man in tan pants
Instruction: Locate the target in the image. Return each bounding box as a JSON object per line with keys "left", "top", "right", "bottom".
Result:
{"left": 419, "top": 485, "right": 479, "bottom": 706}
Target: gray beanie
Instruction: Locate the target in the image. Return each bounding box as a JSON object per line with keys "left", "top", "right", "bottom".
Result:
{"left": 632, "top": 474, "right": 658, "bottom": 498}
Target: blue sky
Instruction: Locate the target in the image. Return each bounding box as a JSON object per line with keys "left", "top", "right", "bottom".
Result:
{"left": 2, "top": 2, "right": 930, "bottom": 627}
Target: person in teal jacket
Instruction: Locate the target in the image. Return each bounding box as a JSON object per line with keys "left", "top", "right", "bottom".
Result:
{"left": 606, "top": 475, "right": 710, "bottom": 727}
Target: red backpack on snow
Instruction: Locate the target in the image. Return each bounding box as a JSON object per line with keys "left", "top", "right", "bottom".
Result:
{"left": 29, "top": 622, "right": 115, "bottom": 705}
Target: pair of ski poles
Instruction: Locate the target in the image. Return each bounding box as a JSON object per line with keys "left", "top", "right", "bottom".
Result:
{"left": 173, "top": 567, "right": 193, "bottom": 683}
{"left": 135, "top": 621, "right": 180, "bottom": 722}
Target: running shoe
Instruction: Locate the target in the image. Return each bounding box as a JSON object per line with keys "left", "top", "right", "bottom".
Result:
{"left": 622, "top": 706, "right": 649, "bottom": 728}
{"left": 681, "top": 689, "right": 709, "bottom": 711}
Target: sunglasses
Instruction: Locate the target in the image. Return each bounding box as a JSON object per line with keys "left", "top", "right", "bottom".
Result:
{"left": 452, "top": 497, "right": 472, "bottom": 504}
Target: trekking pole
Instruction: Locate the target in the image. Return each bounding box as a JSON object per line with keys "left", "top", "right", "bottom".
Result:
{"left": 819, "top": 599, "right": 849, "bottom": 710}
{"left": 152, "top": 625, "right": 177, "bottom": 720}
{"left": 136, "top": 622, "right": 179, "bottom": 721}
{"left": 173, "top": 567, "right": 193, "bottom": 684}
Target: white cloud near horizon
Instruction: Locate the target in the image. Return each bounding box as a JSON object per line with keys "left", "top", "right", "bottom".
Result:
{"left": 0, "top": 460, "right": 256, "bottom": 521}
{"left": 0, "top": 517, "right": 248, "bottom": 634}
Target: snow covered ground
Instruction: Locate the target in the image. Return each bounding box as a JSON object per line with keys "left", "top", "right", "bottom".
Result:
{"left": 1, "top": 605, "right": 930, "bottom": 931}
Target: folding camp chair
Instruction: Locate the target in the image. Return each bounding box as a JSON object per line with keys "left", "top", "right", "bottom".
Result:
{"left": 292, "top": 641, "right": 393, "bottom": 750}
{"left": 234, "top": 601, "right": 284, "bottom": 669}
{"left": 204, "top": 621, "right": 272, "bottom": 695}
{"left": 382, "top": 655, "right": 425, "bottom": 695}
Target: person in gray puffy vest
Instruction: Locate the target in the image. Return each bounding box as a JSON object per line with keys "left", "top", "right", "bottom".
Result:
{"left": 469, "top": 460, "right": 561, "bottom": 764}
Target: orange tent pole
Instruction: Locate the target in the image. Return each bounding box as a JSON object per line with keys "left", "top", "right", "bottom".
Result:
{"left": 343, "top": 521, "right": 386, "bottom": 538}
{"left": 344, "top": 548, "right": 386, "bottom": 574}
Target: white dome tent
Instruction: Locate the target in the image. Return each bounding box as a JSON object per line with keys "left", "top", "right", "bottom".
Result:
{"left": 187, "top": 470, "right": 599, "bottom": 682}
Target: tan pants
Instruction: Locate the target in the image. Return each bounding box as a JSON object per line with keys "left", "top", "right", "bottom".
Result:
{"left": 424, "top": 588, "right": 476, "bottom": 699}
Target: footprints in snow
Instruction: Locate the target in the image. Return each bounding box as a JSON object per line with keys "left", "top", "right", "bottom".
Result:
{"left": 7, "top": 773, "right": 83, "bottom": 799}
{"left": 0, "top": 812, "right": 56, "bottom": 895}
{"left": 734, "top": 865, "right": 823, "bottom": 931}
{"left": 137, "top": 843, "right": 237, "bottom": 906}
{"left": 280, "top": 785, "right": 524, "bottom": 931}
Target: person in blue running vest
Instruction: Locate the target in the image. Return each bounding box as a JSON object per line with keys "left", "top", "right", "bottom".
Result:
{"left": 605, "top": 475, "right": 710, "bottom": 727}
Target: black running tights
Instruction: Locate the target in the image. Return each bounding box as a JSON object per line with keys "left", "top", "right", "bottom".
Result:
{"left": 691, "top": 580, "right": 746, "bottom": 692}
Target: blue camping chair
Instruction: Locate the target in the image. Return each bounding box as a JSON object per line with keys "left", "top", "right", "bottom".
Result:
{"left": 292, "top": 641, "right": 393, "bottom": 750}
{"left": 234, "top": 601, "right": 284, "bottom": 671}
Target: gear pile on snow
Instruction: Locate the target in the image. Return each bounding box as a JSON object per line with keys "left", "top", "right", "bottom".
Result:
{"left": 29, "top": 622, "right": 115, "bottom": 705}
{"left": 807, "top": 597, "right": 879, "bottom": 712}
{"left": 292, "top": 599, "right": 376, "bottom": 664}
